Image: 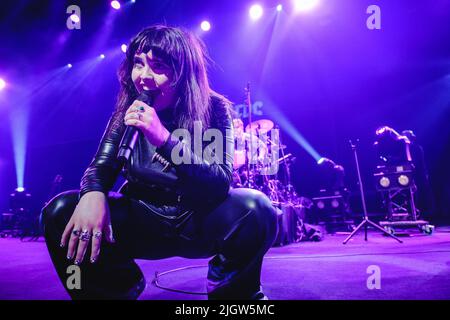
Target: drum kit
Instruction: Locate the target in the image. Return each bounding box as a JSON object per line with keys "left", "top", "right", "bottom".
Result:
{"left": 231, "top": 117, "right": 300, "bottom": 206}
{"left": 231, "top": 84, "right": 312, "bottom": 246}
{"left": 231, "top": 83, "right": 302, "bottom": 207}
{"left": 232, "top": 115, "right": 310, "bottom": 246}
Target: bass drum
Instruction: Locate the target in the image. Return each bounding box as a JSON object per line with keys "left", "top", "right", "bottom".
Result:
{"left": 239, "top": 170, "right": 269, "bottom": 193}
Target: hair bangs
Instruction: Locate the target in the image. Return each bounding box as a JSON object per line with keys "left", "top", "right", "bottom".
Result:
{"left": 128, "top": 28, "right": 185, "bottom": 87}
{"left": 115, "top": 25, "right": 219, "bottom": 133}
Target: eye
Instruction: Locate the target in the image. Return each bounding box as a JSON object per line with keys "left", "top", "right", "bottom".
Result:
{"left": 133, "top": 58, "right": 144, "bottom": 67}
{"left": 151, "top": 61, "right": 169, "bottom": 72}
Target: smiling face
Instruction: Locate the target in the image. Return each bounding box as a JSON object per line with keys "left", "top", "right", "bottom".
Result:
{"left": 131, "top": 49, "right": 177, "bottom": 111}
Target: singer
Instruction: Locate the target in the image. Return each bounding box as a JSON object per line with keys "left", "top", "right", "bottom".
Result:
{"left": 40, "top": 25, "right": 277, "bottom": 300}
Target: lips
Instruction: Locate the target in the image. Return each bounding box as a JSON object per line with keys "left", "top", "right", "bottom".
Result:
{"left": 142, "top": 85, "right": 153, "bottom": 91}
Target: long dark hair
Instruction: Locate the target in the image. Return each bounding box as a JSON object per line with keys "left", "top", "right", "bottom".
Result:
{"left": 113, "top": 25, "right": 223, "bottom": 132}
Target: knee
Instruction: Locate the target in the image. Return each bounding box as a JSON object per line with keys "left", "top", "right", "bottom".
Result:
{"left": 40, "top": 190, "right": 79, "bottom": 233}
{"left": 229, "top": 188, "right": 278, "bottom": 231}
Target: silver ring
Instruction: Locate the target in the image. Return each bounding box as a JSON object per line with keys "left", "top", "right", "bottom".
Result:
{"left": 80, "top": 230, "right": 91, "bottom": 242}
{"left": 72, "top": 229, "right": 81, "bottom": 237}
{"left": 93, "top": 231, "right": 102, "bottom": 239}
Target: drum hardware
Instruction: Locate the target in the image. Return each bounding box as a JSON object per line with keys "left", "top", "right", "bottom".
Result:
{"left": 277, "top": 153, "right": 295, "bottom": 164}
{"left": 232, "top": 119, "right": 300, "bottom": 206}
{"left": 266, "top": 137, "right": 287, "bottom": 149}
{"left": 244, "top": 83, "right": 256, "bottom": 189}
{"left": 231, "top": 84, "right": 306, "bottom": 246}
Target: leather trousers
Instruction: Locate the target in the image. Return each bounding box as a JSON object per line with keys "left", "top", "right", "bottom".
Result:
{"left": 40, "top": 187, "right": 278, "bottom": 300}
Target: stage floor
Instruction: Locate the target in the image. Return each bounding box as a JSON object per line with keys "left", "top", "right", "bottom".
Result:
{"left": 1, "top": 227, "right": 450, "bottom": 300}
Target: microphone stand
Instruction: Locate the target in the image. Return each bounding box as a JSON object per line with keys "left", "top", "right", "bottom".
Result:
{"left": 343, "top": 140, "right": 403, "bottom": 244}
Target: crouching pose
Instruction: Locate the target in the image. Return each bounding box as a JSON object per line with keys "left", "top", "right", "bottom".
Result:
{"left": 41, "top": 25, "right": 277, "bottom": 300}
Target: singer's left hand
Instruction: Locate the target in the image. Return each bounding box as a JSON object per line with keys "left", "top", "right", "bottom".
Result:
{"left": 124, "top": 100, "right": 170, "bottom": 147}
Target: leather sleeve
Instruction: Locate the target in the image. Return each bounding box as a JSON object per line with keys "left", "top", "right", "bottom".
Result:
{"left": 156, "top": 98, "right": 234, "bottom": 207}
{"left": 79, "top": 112, "right": 126, "bottom": 200}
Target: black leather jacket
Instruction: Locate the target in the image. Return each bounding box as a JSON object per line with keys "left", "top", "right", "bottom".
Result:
{"left": 79, "top": 94, "right": 234, "bottom": 210}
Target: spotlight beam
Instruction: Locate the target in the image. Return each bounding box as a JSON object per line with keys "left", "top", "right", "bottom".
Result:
{"left": 9, "top": 102, "right": 29, "bottom": 190}
{"left": 258, "top": 96, "right": 322, "bottom": 162}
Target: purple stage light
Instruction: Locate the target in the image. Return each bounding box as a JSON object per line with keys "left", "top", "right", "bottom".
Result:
{"left": 0, "top": 78, "right": 5, "bottom": 90}
{"left": 121, "top": 44, "right": 127, "bottom": 53}
{"left": 100, "top": 54, "right": 105, "bottom": 59}
{"left": 15, "top": 187, "right": 25, "bottom": 192}
{"left": 70, "top": 14, "right": 80, "bottom": 23}
{"left": 277, "top": 4, "right": 283, "bottom": 12}
{"left": 200, "top": 20, "right": 211, "bottom": 32}
{"left": 67, "top": 63, "right": 72, "bottom": 68}
{"left": 11, "top": 104, "right": 29, "bottom": 192}
{"left": 293, "top": 0, "right": 319, "bottom": 12}
{"left": 272, "top": 112, "right": 322, "bottom": 162}
{"left": 111, "top": 1, "right": 121, "bottom": 10}
{"left": 249, "top": 4, "right": 263, "bottom": 20}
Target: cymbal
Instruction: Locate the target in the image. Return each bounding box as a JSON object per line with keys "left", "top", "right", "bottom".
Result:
{"left": 245, "top": 119, "right": 274, "bottom": 134}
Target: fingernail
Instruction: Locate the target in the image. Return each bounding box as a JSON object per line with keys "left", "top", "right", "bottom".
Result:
{"left": 66, "top": 255, "right": 72, "bottom": 260}
{"left": 60, "top": 243, "right": 64, "bottom": 248}
{"left": 74, "top": 259, "right": 80, "bottom": 265}
{"left": 90, "top": 257, "right": 96, "bottom": 263}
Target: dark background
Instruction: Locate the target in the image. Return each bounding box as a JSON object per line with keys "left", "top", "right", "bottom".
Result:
{"left": 0, "top": 0, "right": 449, "bottom": 223}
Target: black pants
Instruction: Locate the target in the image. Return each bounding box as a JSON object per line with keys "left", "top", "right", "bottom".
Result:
{"left": 40, "top": 187, "right": 277, "bottom": 300}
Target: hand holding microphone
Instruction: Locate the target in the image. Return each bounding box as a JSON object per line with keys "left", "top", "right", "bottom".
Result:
{"left": 118, "top": 91, "right": 170, "bottom": 162}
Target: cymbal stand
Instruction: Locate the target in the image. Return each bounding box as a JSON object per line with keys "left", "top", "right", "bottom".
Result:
{"left": 245, "top": 82, "right": 256, "bottom": 189}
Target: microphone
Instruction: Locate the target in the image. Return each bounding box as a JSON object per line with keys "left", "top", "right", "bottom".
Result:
{"left": 117, "top": 90, "right": 153, "bottom": 163}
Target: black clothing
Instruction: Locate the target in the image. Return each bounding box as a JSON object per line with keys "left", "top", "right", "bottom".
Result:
{"left": 41, "top": 187, "right": 277, "bottom": 299}
{"left": 41, "top": 94, "right": 277, "bottom": 299}
{"left": 80, "top": 95, "right": 233, "bottom": 210}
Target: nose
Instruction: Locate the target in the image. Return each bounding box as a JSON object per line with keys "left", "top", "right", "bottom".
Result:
{"left": 139, "top": 66, "right": 154, "bottom": 81}
{"left": 139, "top": 68, "right": 156, "bottom": 87}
